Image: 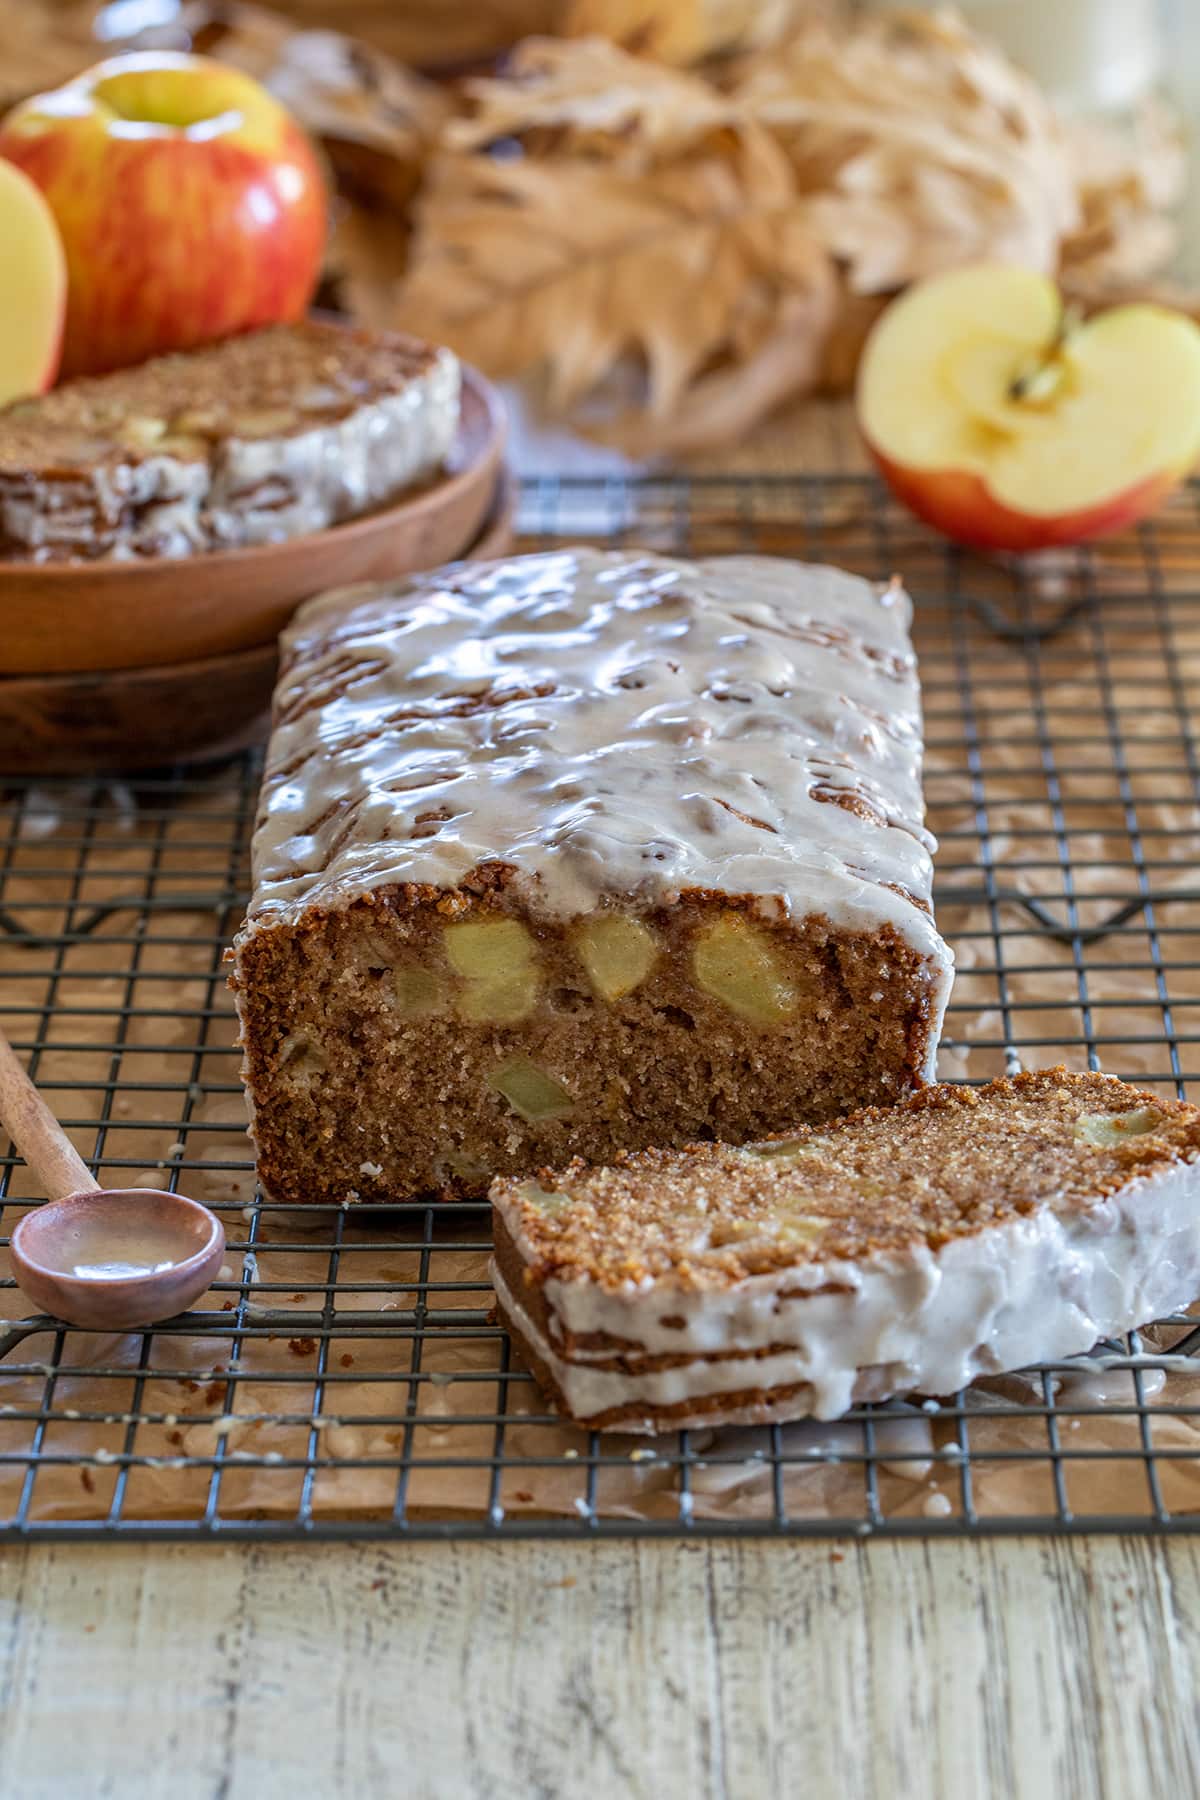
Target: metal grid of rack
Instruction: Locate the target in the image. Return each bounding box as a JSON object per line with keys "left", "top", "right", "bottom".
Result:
{"left": 3, "top": 470, "right": 1200, "bottom": 1538}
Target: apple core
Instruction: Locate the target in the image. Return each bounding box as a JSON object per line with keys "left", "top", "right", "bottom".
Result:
{"left": 858, "top": 264, "right": 1200, "bottom": 552}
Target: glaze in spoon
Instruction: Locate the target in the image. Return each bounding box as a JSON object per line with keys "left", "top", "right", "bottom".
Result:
{"left": 0, "top": 1027, "right": 224, "bottom": 1329}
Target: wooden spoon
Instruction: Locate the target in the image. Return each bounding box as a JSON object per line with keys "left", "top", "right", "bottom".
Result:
{"left": 0, "top": 1029, "right": 225, "bottom": 1329}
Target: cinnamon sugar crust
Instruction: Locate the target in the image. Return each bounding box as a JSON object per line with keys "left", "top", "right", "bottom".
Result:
{"left": 0, "top": 321, "right": 443, "bottom": 472}
{"left": 494, "top": 1069, "right": 1200, "bottom": 1291}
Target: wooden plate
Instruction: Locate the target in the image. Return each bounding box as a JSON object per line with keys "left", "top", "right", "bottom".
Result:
{"left": 0, "top": 469, "right": 517, "bottom": 775}
{"left": 0, "top": 365, "right": 506, "bottom": 676}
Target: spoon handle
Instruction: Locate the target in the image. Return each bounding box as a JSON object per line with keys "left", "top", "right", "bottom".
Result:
{"left": 0, "top": 1028, "right": 98, "bottom": 1202}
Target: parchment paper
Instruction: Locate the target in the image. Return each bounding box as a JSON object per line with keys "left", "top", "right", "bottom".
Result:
{"left": 4, "top": 487, "right": 1200, "bottom": 1528}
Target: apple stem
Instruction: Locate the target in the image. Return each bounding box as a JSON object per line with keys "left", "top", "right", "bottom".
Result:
{"left": 1009, "top": 303, "right": 1084, "bottom": 404}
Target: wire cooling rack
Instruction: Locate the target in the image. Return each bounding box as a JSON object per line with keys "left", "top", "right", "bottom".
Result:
{"left": 4, "top": 470, "right": 1200, "bottom": 1540}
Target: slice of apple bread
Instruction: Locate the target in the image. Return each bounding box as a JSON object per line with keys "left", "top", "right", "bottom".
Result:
{"left": 229, "top": 548, "right": 953, "bottom": 1205}
{"left": 0, "top": 319, "right": 459, "bottom": 560}
{"left": 491, "top": 1069, "right": 1200, "bottom": 1431}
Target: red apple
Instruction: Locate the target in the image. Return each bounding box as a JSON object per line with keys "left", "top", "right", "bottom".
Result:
{"left": 856, "top": 265, "right": 1200, "bottom": 553}
{"left": 0, "top": 158, "right": 66, "bottom": 402}
{"left": 0, "top": 52, "right": 327, "bottom": 378}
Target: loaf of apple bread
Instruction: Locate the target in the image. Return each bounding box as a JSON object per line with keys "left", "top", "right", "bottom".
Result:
{"left": 0, "top": 320, "right": 459, "bottom": 561}
{"left": 230, "top": 549, "right": 954, "bottom": 1206}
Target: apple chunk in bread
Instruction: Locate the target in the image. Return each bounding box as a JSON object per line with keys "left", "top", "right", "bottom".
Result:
{"left": 0, "top": 159, "right": 65, "bottom": 404}
{"left": 857, "top": 265, "right": 1200, "bottom": 553}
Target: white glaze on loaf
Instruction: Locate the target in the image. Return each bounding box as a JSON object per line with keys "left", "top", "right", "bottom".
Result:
{"left": 245, "top": 550, "right": 954, "bottom": 1035}
{"left": 492, "top": 1158, "right": 1200, "bottom": 1429}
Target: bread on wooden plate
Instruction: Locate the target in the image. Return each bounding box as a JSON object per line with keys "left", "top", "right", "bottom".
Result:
{"left": 0, "top": 319, "right": 459, "bottom": 561}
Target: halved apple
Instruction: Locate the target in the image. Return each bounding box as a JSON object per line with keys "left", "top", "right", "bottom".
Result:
{"left": 856, "top": 265, "right": 1200, "bottom": 553}
{"left": 0, "top": 157, "right": 66, "bottom": 402}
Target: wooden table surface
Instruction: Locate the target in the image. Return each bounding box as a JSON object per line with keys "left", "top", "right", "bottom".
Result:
{"left": 2, "top": 321, "right": 1197, "bottom": 1789}
{"left": 2, "top": 1535, "right": 1199, "bottom": 1796}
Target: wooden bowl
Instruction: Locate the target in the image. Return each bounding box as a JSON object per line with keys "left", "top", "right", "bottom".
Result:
{"left": 0, "top": 470, "right": 517, "bottom": 775}
{"left": 0, "top": 365, "right": 506, "bottom": 676}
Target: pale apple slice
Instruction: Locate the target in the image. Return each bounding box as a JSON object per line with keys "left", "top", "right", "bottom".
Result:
{"left": 857, "top": 265, "right": 1200, "bottom": 552}
{"left": 0, "top": 158, "right": 66, "bottom": 404}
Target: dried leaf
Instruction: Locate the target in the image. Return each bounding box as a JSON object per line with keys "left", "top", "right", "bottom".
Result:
{"left": 447, "top": 34, "right": 731, "bottom": 158}
{"left": 399, "top": 136, "right": 835, "bottom": 423}
{"left": 397, "top": 40, "right": 835, "bottom": 451}
{"left": 0, "top": 1, "right": 97, "bottom": 109}
{"left": 393, "top": 14, "right": 1191, "bottom": 448}
{"left": 732, "top": 8, "right": 1079, "bottom": 290}
{"left": 1060, "top": 102, "right": 1186, "bottom": 301}
{"left": 558, "top": 0, "right": 822, "bottom": 65}
{"left": 326, "top": 203, "right": 413, "bottom": 333}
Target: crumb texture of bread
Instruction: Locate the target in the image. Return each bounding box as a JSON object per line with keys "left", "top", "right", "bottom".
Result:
{"left": 233, "top": 549, "right": 953, "bottom": 1205}
{"left": 496, "top": 1069, "right": 1200, "bottom": 1286}
{"left": 490, "top": 1069, "right": 1200, "bottom": 1430}
{"left": 0, "top": 321, "right": 459, "bottom": 560}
